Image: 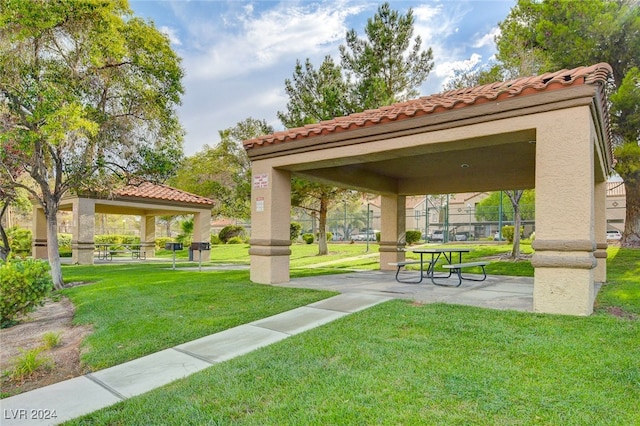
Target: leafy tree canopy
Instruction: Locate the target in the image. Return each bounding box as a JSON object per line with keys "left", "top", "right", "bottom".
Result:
{"left": 171, "top": 118, "right": 273, "bottom": 220}
{"left": 494, "top": 0, "right": 640, "bottom": 246}
{"left": 0, "top": 0, "right": 185, "bottom": 287}
{"left": 476, "top": 190, "right": 535, "bottom": 222}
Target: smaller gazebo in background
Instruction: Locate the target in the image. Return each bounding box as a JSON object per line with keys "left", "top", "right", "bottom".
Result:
{"left": 32, "top": 182, "right": 214, "bottom": 264}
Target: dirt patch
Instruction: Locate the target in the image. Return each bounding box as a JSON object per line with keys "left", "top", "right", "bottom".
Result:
{"left": 1, "top": 296, "right": 92, "bottom": 397}
{"left": 603, "top": 305, "right": 638, "bottom": 321}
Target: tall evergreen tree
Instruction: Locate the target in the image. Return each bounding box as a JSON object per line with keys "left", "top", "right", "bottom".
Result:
{"left": 278, "top": 57, "right": 353, "bottom": 255}
{"left": 279, "top": 3, "right": 434, "bottom": 254}
{"left": 339, "top": 2, "right": 434, "bottom": 110}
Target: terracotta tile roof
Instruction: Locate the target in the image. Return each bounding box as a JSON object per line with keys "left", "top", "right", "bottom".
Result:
{"left": 114, "top": 181, "right": 214, "bottom": 206}
{"left": 244, "top": 63, "right": 613, "bottom": 150}
{"left": 607, "top": 181, "right": 626, "bottom": 197}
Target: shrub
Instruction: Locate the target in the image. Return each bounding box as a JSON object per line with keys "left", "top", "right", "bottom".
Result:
{"left": 0, "top": 259, "right": 53, "bottom": 328}
{"left": 210, "top": 234, "right": 221, "bottom": 245}
{"left": 326, "top": 232, "right": 333, "bottom": 242}
{"left": 42, "top": 331, "right": 62, "bottom": 349}
{"left": 57, "top": 233, "right": 72, "bottom": 248}
{"left": 290, "top": 222, "right": 302, "bottom": 241}
{"left": 502, "top": 226, "right": 524, "bottom": 243}
{"left": 302, "top": 233, "right": 314, "bottom": 244}
{"left": 7, "top": 227, "right": 32, "bottom": 256}
{"left": 405, "top": 230, "right": 422, "bottom": 245}
{"left": 218, "top": 225, "right": 245, "bottom": 243}
{"left": 155, "top": 237, "right": 174, "bottom": 250}
{"left": 8, "top": 347, "right": 53, "bottom": 382}
{"left": 227, "top": 236, "right": 244, "bottom": 244}
{"left": 95, "top": 234, "right": 122, "bottom": 245}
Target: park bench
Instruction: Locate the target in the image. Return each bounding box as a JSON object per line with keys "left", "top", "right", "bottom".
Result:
{"left": 437, "top": 261, "right": 490, "bottom": 287}
{"left": 96, "top": 244, "right": 146, "bottom": 261}
{"left": 389, "top": 260, "right": 431, "bottom": 284}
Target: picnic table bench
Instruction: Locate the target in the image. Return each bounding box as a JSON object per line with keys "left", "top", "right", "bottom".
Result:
{"left": 439, "top": 261, "right": 490, "bottom": 287}
{"left": 96, "top": 244, "right": 146, "bottom": 261}
{"left": 389, "top": 260, "right": 431, "bottom": 284}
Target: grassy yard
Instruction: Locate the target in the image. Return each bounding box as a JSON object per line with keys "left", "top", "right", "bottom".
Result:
{"left": 62, "top": 245, "right": 639, "bottom": 425}
{"left": 61, "top": 265, "right": 336, "bottom": 370}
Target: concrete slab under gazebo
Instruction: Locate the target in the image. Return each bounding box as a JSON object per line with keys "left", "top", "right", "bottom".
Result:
{"left": 32, "top": 182, "right": 214, "bottom": 264}
{"left": 243, "top": 63, "right": 614, "bottom": 316}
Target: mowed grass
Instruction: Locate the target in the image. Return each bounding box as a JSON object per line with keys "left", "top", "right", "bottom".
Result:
{"left": 61, "top": 264, "right": 335, "bottom": 370}
{"left": 65, "top": 246, "right": 640, "bottom": 425}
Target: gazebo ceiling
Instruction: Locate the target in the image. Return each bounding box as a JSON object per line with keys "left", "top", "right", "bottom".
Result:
{"left": 244, "top": 63, "right": 612, "bottom": 196}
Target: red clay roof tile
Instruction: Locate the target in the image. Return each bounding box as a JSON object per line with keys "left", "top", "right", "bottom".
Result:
{"left": 244, "top": 63, "right": 613, "bottom": 150}
{"left": 114, "top": 182, "right": 214, "bottom": 206}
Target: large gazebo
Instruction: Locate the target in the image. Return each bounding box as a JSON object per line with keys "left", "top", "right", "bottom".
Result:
{"left": 32, "top": 182, "right": 214, "bottom": 264}
{"left": 243, "top": 63, "right": 614, "bottom": 316}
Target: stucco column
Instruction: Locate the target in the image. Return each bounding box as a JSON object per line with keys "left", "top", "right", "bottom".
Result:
{"left": 32, "top": 205, "right": 47, "bottom": 259}
{"left": 140, "top": 215, "right": 156, "bottom": 259}
{"left": 379, "top": 194, "right": 406, "bottom": 270}
{"left": 248, "top": 163, "right": 291, "bottom": 284}
{"left": 531, "top": 108, "right": 597, "bottom": 316}
{"left": 72, "top": 198, "right": 95, "bottom": 265}
{"left": 193, "top": 210, "right": 211, "bottom": 262}
{"left": 594, "top": 180, "right": 607, "bottom": 283}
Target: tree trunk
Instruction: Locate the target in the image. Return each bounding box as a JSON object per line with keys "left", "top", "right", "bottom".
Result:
{"left": 0, "top": 203, "right": 10, "bottom": 261}
{"left": 621, "top": 174, "right": 640, "bottom": 248}
{"left": 511, "top": 203, "right": 522, "bottom": 258}
{"left": 45, "top": 207, "right": 64, "bottom": 289}
{"left": 318, "top": 197, "right": 328, "bottom": 255}
{"left": 505, "top": 190, "right": 523, "bottom": 259}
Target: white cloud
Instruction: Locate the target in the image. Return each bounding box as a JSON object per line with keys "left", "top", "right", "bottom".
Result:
{"left": 159, "top": 25, "right": 181, "bottom": 46}
{"left": 433, "top": 53, "right": 483, "bottom": 90}
{"left": 435, "top": 53, "right": 483, "bottom": 78}
{"left": 473, "top": 26, "right": 500, "bottom": 48}
{"left": 183, "top": 2, "right": 363, "bottom": 81}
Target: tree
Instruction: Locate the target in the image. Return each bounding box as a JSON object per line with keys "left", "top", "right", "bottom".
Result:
{"left": 280, "top": 3, "right": 434, "bottom": 255}
{"left": 278, "top": 57, "right": 354, "bottom": 255}
{"left": 277, "top": 57, "right": 352, "bottom": 128}
{"left": 171, "top": 118, "right": 273, "bottom": 221}
{"left": 504, "top": 190, "right": 525, "bottom": 258}
{"left": 475, "top": 190, "right": 535, "bottom": 222}
{"left": 476, "top": 190, "right": 535, "bottom": 259}
{"left": 0, "top": 0, "right": 184, "bottom": 288}
{"left": 496, "top": 0, "right": 640, "bottom": 247}
{"left": 610, "top": 68, "right": 640, "bottom": 246}
{"left": 340, "top": 2, "right": 434, "bottom": 110}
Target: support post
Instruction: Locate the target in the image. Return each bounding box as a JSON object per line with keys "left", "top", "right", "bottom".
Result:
{"left": 532, "top": 108, "right": 597, "bottom": 315}
{"left": 193, "top": 210, "right": 211, "bottom": 262}
{"left": 71, "top": 198, "right": 96, "bottom": 265}
{"left": 594, "top": 180, "right": 608, "bottom": 283}
{"left": 379, "top": 194, "right": 406, "bottom": 270}
{"left": 140, "top": 215, "right": 156, "bottom": 259}
{"left": 248, "top": 164, "right": 292, "bottom": 284}
{"left": 32, "top": 205, "right": 48, "bottom": 259}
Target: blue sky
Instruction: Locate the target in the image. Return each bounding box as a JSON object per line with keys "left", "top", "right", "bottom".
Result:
{"left": 129, "top": 0, "right": 516, "bottom": 155}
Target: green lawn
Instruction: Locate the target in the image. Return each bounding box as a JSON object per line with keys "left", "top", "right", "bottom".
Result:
{"left": 61, "top": 265, "right": 336, "bottom": 370}
{"left": 62, "top": 245, "right": 639, "bottom": 425}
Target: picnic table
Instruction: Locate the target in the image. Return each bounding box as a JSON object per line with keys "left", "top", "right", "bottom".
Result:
{"left": 95, "top": 243, "right": 146, "bottom": 261}
{"left": 391, "top": 247, "right": 489, "bottom": 287}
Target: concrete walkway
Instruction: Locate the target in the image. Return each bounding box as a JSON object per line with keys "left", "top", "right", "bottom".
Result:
{"left": 279, "top": 270, "right": 535, "bottom": 312}
{"left": 1, "top": 270, "right": 535, "bottom": 425}
{"left": 1, "top": 293, "right": 391, "bottom": 425}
